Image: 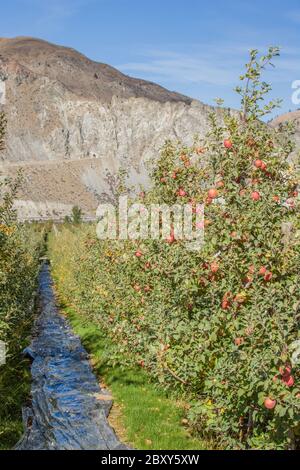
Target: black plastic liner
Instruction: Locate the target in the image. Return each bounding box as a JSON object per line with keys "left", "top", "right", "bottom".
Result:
{"left": 16, "top": 263, "right": 127, "bottom": 450}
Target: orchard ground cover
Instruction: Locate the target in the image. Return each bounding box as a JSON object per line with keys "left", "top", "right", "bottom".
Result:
{"left": 55, "top": 301, "right": 210, "bottom": 450}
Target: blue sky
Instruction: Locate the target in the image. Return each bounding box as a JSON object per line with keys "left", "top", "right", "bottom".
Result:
{"left": 1, "top": 0, "right": 300, "bottom": 117}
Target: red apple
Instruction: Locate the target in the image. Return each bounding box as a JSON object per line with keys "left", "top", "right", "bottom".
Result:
{"left": 166, "top": 234, "right": 175, "bottom": 244}
{"left": 251, "top": 191, "right": 261, "bottom": 201}
{"left": 135, "top": 250, "right": 142, "bottom": 258}
{"left": 196, "top": 147, "right": 205, "bottom": 155}
{"left": 208, "top": 188, "right": 218, "bottom": 199}
{"left": 235, "top": 337, "right": 244, "bottom": 346}
{"left": 279, "top": 365, "right": 292, "bottom": 377}
{"left": 282, "top": 375, "right": 294, "bottom": 388}
{"left": 260, "top": 162, "right": 267, "bottom": 171}
{"left": 259, "top": 266, "right": 267, "bottom": 276}
{"left": 177, "top": 188, "right": 187, "bottom": 197}
{"left": 216, "top": 181, "right": 225, "bottom": 189}
{"left": 254, "top": 159, "right": 263, "bottom": 168}
{"left": 264, "top": 271, "right": 273, "bottom": 282}
{"left": 224, "top": 139, "right": 233, "bottom": 149}
{"left": 222, "top": 293, "right": 231, "bottom": 310}
{"left": 264, "top": 398, "right": 277, "bottom": 410}
{"left": 222, "top": 299, "right": 230, "bottom": 310}
{"left": 160, "top": 177, "right": 167, "bottom": 184}
{"left": 210, "top": 261, "right": 219, "bottom": 273}
{"left": 273, "top": 195, "right": 280, "bottom": 203}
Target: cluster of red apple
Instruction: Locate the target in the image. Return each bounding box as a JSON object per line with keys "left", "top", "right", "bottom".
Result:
{"left": 210, "top": 140, "right": 299, "bottom": 206}
{"left": 258, "top": 266, "right": 273, "bottom": 282}
{"left": 275, "top": 365, "right": 295, "bottom": 388}
{"left": 265, "top": 365, "right": 296, "bottom": 410}
{"left": 199, "top": 261, "right": 221, "bottom": 284}
{"left": 133, "top": 282, "right": 151, "bottom": 294}
{"left": 220, "top": 264, "right": 273, "bottom": 313}
{"left": 254, "top": 159, "right": 267, "bottom": 172}
{"left": 160, "top": 168, "right": 180, "bottom": 184}
{"left": 221, "top": 291, "right": 247, "bottom": 311}
{"left": 204, "top": 140, "right": 265, "bottom": 203}
{"left": 160, "top": 139, "right": 297, "bottom": 212}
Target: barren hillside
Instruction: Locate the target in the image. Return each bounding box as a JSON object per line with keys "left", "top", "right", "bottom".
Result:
{"left": 0, "top": 37, "right": 218, "bottom": 219}
{"left": 270, "top": 110, "right": 300, "bottom": 149}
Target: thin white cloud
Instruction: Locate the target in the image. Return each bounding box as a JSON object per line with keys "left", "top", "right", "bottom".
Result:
{"left": 116, "top": 44, "right": 300, "bottom": 87}
{"left": 117, "top": 44, "right": 297, "bottom": 88}
{"left": 117, "top": 45, "right": 244, "bottom": 87}
{"left": 119, "top": 57, "right": 236, "bottom": 86}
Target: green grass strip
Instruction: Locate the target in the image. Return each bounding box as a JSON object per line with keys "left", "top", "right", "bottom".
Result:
{"left": 63, "top": 305, "right": 207, "bottom": 450}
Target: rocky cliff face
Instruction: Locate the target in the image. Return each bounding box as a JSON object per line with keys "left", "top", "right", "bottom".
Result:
{"left": 270, "top": 110, "right": 300, "bottom": 150}
{"left": 0, "top": 37, "right": 218, "bottom": 219}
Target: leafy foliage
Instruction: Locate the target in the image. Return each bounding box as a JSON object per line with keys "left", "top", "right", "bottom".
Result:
{"left": 64, "top": 205, "right": 83, "bottom": 225}
{"left": 50, "top": 49, "right": 300, "bottom": 449}
{"left": 0, "top": 112, "right": 44, "bottom": 448}
{"left": 0, "top": 111, "right": 6, "bottom": 153}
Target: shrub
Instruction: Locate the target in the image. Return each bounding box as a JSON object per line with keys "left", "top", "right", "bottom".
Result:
{"left": 71, "top": 205, "right": 83, "bottom": 224}
{"left": 0, "top": 111, "right": 6, "bottom": 152}
{"left": 50, "top": 48, "right": 300, "bottom": 449}
{"left": 0, "top": 111, "right": 44, "bottom": 448}
{"left": 0, "top": 165, "right": 42, "bottom": 352}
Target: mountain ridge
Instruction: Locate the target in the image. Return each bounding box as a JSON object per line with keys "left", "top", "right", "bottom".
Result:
{"left": 0, "top": 37, "right": 218, "bottom": 219}
{"left": 0, "top": 36, "right": 192, "bottom": 104}
{"left": 2, "top": 36, "right": 296, "bottom": 220}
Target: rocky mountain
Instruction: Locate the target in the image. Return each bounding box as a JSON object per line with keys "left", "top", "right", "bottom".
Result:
{"left": 270, "top": 110, "right": 300, "bottom": 149}
{"left": 0, "top": 37, "right": 218, "bottom": 220}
